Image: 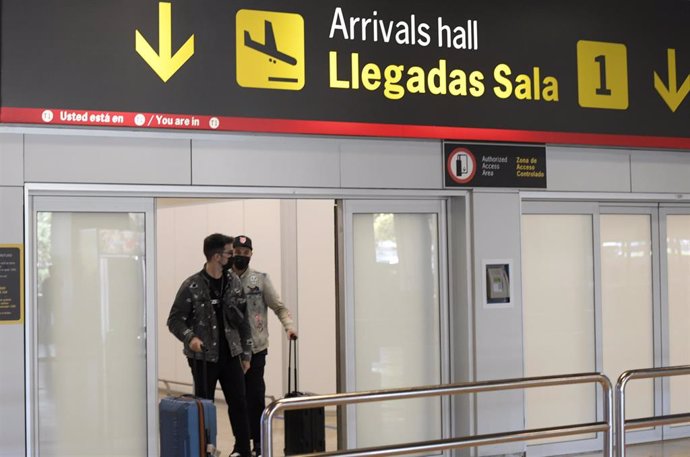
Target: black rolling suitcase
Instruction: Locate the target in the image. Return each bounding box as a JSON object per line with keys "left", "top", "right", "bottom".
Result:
{"left": 283, "top": 338, "right": 326, "bottom": 455}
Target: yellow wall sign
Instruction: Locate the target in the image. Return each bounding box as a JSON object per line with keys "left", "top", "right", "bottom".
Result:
{"left": 576, "top": 40, "right": 629, "bottom": 110}
{"left": 0, "top": 244, "right": 23, "bottom": 324}
{"left": 235, "top": 9, "right": 305, "bottom": 90}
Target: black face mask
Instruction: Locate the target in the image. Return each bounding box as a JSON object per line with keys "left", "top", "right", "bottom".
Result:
{"left": 233, "top": 255, "right": 250, "bottom": 270}
{"left": 222, "top": 257, "right": 234, "bottom": 272}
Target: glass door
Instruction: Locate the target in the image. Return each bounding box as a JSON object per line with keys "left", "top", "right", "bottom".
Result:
{"left": 660, "top": 206, "right": 690, "bottom": 440}
{"left": 337, "top": 199, "right": 449, "bottom": 452}
{"left": 522, "top": 203, "right": 600, "bottom": 457}
{"left": 599, "top": 207, "right": 661, "bottom": 445}
{"left": 28, "top": 196, "right": 156, "bottom": 457}
{"left": 522, "top": 203, "right": 662, "bottom": 456}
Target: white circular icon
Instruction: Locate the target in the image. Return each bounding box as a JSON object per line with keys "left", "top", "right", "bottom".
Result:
{"left": 209, "top": 117, "right": 220, "bottom": 129}
{"left": 447, "top": 148, "right": 477, "bottom": 184}
{"left": 134, "top": 114, "right": 146, "bottom": 126}
{"left": 41, "top": 110, "right": 54, "bottom": 123}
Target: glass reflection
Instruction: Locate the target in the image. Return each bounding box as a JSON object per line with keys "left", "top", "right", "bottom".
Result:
{"left": 667, "top": 215, "right": 690, "bottom": 414}
{"left": 37, "top": 212, "right": 147, "bottom": 457}
{"left": 353, "top": 212, "right": 441, "bottom": 449}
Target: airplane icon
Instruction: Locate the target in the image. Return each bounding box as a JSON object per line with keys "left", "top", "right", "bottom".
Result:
{"left": 235, "top": 9, "right": 304, "bottom": 90}
{"left": 244, "top": 20, "right": 297, "bottom": 66}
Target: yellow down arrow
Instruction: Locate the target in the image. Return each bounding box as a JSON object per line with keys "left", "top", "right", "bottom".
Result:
{"left": 135, "top": 2, "right": 194, "bottom": 82}
{"left": 654, "top": 48, "right": 690, "bottom": 112}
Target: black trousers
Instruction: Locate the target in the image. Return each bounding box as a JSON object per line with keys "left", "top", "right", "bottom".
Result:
{"left": 188, "top": 354, "right": 251, "bottom": 455}
{"left": 244, "top": 349, "right": 267, "bottom": 452}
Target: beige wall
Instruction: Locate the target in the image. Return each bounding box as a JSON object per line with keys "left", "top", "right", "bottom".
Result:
{"left": 295, "top": 199, "right": 337, "bottom": 395}
{"left": 156, "top": 198, "right": 336, "bottom": 400}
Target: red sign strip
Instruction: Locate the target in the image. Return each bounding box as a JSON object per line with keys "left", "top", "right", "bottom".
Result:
{"left": 2, "top": 106, "right": 690, "bottom": 150}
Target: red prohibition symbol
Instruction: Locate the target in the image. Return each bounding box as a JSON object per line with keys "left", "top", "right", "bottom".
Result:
{"left": 447, "top": 147, "right": 477, "bottom": 184}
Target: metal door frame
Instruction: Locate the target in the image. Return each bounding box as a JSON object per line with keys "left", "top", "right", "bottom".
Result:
{"left": 521, "top": 201, "right": 606, "bottom": 457}
{"left": 25, "top": 193, "right": 157, "bottom": 457}
{"left": 598, "top": 205, "right": 663, "bottom": 445}
{"left": 336, "top": 199, "right": 452, "bottom": 452}
{"left": 658, "top": 204, "right": 690, "bottom": 440}
{"left": 522, "top": 194, "right": 690, "bottom": 454}
{"left": 521, "top": 202, "right": 665, "bottom": 454}
{"left": 24, "top": 183, "right": 469, "bottom": 457}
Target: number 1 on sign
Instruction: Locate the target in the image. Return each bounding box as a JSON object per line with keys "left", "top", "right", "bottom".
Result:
{"left": 594, "top": 55, "right": 612, "bottom": 95}
{"left": 576, "top": 40, "right": 628, "bottom": 109}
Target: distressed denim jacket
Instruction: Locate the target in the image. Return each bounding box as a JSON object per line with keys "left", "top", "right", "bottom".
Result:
{"left": 167, "top": 268, "right": 252, "bottom": 362}
{"left": 238, "top": 267, "right": 295, "bottom": 353}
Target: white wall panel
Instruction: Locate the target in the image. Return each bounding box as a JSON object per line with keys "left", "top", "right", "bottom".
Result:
{"left": 0, "top": 133, "right": 23, "bottom": 186}
{"left": 601, "top": 214, "right": 654, "bottom": 419}
{"left": 340, "top": 139, "right": 441, "bottom": 189}
{"left": 296, "top": 199, "right": 336, "bottom": 396}
{"left": 0, "top": 187, "right": 23, "bottom": 239}
{"left": 522, "top": 214, "right": 596, "bottom": 445}
{"left": 0, "top": 325, "right": 25, "bottom": 457}
{"left": 666, "top": 215, "right": 690, "bottom": 414}
{"left": 155, "top": 198, "right": 336, "bottom": 405}
{"left": 631, "top": 149, "right": 690, "bottom": 193}
{"left": 471, "top": 190, "right": 524, "bottom": 456}
{"left": 0, "top": 186, "right": 25, "bottom": 457}
{"left": 156, "top": 199, "right": 291, "bottom": 400}
{"left": 156, "top": 205, "right": 178, "bottom": 385}
{"left": 24, "top": 135, "right": 191, "bottom": 184}
{"left": 448, "top": 196, "right": 472, "bottom": 456}
{"left": 157, "top": 199, "right": 246, "bottom": 392}
{"left": 547, "top": 146, "right": 630, "bottom": 192}
{"left": 192, "top": 136, "right": 340, "bottom": 187}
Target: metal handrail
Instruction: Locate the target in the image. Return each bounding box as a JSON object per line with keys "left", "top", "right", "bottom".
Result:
{"left": 615, "top": 365, "right": 690, "bottom": 457}
{"left": 261, "top": 372, "right": 613, "bottom": 457}
{"left": 157, "top": 378, "right": 276, "bottom": 403}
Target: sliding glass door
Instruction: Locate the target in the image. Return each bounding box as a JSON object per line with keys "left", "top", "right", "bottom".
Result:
{"left": 522, "top": 203, "right": 669, "bottom": 456}
{"left": 337, "top": 199, "right": 449, "bottom": 451}
{"left": 28, "top": 196, "right": 156, "bottom": 457}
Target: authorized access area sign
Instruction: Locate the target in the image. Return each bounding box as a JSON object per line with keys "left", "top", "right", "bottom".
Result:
{"left": 444, "top": 142, "right": 546, "bottom": 188}
{"left": 1, "top": 0, "right": 690, "bottom": 148}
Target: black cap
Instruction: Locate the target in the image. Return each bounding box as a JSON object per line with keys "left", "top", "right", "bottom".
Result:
{"left": 233, "top": 235, "right": 253, "bottom": 250}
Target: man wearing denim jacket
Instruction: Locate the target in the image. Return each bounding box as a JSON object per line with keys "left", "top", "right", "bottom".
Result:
{"left": 168, "top": 233, "right": 253, "bottom": 457}
{"left": 232, "top": 235, "right": 297, "bottom": 457}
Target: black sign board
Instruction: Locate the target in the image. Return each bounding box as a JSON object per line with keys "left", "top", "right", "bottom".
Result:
{"left": 444, "top": 142, "right": 546, "bottom": 188}
{"left": 1, "top": 0, "right": 690, "bottom": 148}
{"left": 0, "top": 245, "right": 23, "bottom": 323}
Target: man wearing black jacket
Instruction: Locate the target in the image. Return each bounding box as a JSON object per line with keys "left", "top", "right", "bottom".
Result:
{"left": 167, "top": 233, "right": 253, "bottom": 457}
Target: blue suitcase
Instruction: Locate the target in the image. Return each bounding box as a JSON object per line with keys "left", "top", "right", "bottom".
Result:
{"left": 160, "top": 394, "right": 218, "bottom": 457}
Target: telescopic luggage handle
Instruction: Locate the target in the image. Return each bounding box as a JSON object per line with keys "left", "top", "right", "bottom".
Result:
{"left": 288, "top": 338, "right": 298, "bottom": 393}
